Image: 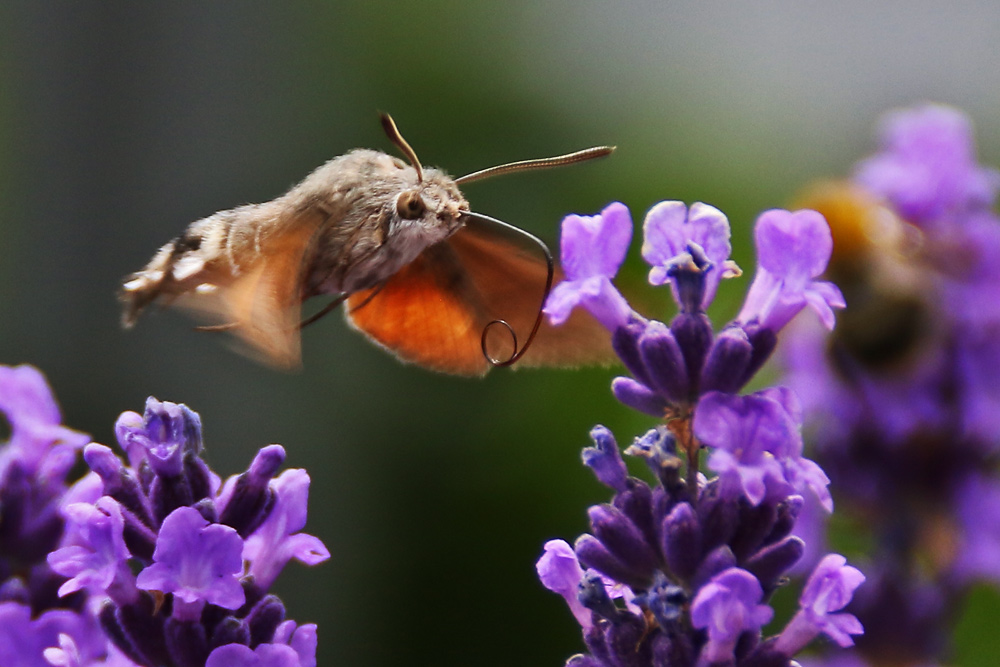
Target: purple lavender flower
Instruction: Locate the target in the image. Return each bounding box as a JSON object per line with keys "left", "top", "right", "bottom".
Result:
{"left": 48, "top": 497, "right": 131, "bottom": 598}
{"left": 780, "top": 103, "right": 1000, "bottom": 665}
{"left": 537, "top": 540, "right": 602, "bottom": 630}
{"left": 695, "top": 390, "right": 831, "bottom": 511}
{"left": 543, "top": 201, "right": 635, "bottom": 331}
{"left": 641, "top": 200, "right": 739, "bottom": 311}
{"left": 0, "top": 365, "right": 90, "bottom": 465}
{"left": 550, "top": 202, "right": 844, "bottom": 427}
{"left": 1, "top": 365, "right": 90, "bottom": 565}
{"left": 737, "top": 209, "right": 845, "bottom": 333}
{"left": 537, "top": 200, "right": 861, "bottom": 666}
{"left": 853, "top": 103, "right": 1000, "bottom": 229}
{"left": 0, "top": 365, "right": 123, "bottom": 667}
{"left": 690, "top": 567, "right": 773, "bottom": 664}
{"left": 241, "top": 468, "right": 330, "bottom": 590}
{"left": 546, "top": 201, "right": 840, "bottom": 506}
{"left": 135, "top": 506, "right": 246, "bottom": 609}
{"left": 536, "top": 422, "right": 861, "bottom": 667}
{"left": 0, "top": 602, "right": 106, "bottom": 667}
{"left": 45, "top": 396, "right": 328, "bottom": 667}
{"left": 775, "top": 554, "right": 865, "bottom": 655}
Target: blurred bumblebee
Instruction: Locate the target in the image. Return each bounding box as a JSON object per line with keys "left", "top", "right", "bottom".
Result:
{"left": 792, "top": 181, "right": 936, "bottom": 376}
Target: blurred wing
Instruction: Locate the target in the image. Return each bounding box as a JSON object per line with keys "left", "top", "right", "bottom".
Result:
{"left": 344, "top": 242, "right": 490, "bottom": 375}
{"left": 173, "top": 214, "right": 324, "bottom": 368}
{"left": 446, "top": 214, "right": 614, "bottom": 368}
{"left": 344, "top": 214, "right": 613, "bottom": 376}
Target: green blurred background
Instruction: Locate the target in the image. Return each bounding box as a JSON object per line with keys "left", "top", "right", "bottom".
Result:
{"left": 2, "top": 2, "right": 999, "bottom": 665}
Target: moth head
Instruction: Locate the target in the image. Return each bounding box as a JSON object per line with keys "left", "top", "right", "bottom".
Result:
{"left": 379, "top": 114, "right": 468, "bottom": 233}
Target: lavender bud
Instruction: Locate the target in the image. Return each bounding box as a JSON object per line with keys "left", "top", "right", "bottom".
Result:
{"left": 587, "top": 505, "right": 659, "bottom": 579}
{"left": 669, "top": 312, "right": 714, "bottom": 396}
{"left": 150, "top": 472, "right": 195, "bottom": 524}
{"left": 766, "top": 495, "right": 804, "bottom": 544}
{"left": 165, "top": 617, "right": 209, "bottom": 667}
{"left": 700, "top": 326, "right": 754, "bottom": 394}
{"left": 115, "top": 596, "right": 171, "bottom": 667}
{"left": 575, "top": 535, "right": 646, "bottom": 590}
{"left": 582, "top": 426, "right": 628, "bottom": 493}
{"left": 661, "top": 502, "right": 701, "bottom": 581}
{"left": 577, "top": 571, "right": 621, "bottom": 623}
{"left": 740, "top": 322, "right": 778, "bottom": 387}
{"left": 611, "top": 377, "right": 669, "bottom": 418}
{"left": 184, "top": 454, "right": 215, "bottom": 504}
{"left": 209, "top": 617, "right": 250, "bottom": 651}
{"left": 219, "top": 445, "right": 285, "bottom": 538}
{"left": 730, "top": 500, "right": 779, "bottom": 561}
{"left": 745, "top": 536, "right": 805, "bottom": 593}
{"left": 84, "top": 443, "right": 154, "bottom": 528}
{"left": 612, "top": 480, "right": 657, "bottom": 551}
{"left": 692, "top": 545, "right": 737, "bottom": 591}
{"left": 638, "top": 321, "right": 690, "bottom": 402}
{"left": 696, "top": 483, "right": 739, "bottom": 551}
{"left": 612, "top": 319, "right": 654, "bottom": 388}
{"left": 246, "top": 594, "right": 286, "bottom": 646}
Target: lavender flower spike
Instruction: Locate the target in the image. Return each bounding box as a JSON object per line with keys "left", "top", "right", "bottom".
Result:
{"left": 738, "top": 209, "right": 845, "bottom": 333}
{"left": 543, "top": 201, "right": 634, "bottom": 332}
{"left": 539, "top": 197, "right": 860, "bottom": 665}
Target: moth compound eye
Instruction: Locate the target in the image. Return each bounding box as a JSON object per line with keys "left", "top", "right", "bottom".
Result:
{"left": 395, "top": 190, "right": 426, "bottom": 219}
{"left": 396, "top": 190, "right": 427, "bottom": 219}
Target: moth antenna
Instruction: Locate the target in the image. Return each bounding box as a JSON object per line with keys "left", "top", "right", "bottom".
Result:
{"left": 455, "top": 145, "right": 615, "bottom": 185}
{"left": 379, "top": 113, "right": 423, "bottom": 183}
{"left": 461, "top": 211, "right": 555, "bottom": 368}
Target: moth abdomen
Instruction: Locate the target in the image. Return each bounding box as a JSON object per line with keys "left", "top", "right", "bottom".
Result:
{"left": 119, "top": 206, "right": 253, "bottom": 327}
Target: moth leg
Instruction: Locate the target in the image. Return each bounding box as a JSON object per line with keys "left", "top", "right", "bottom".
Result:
{"left": 299, "top": 293, "right": 349, "bottom": 329}
{"left": 194, "top": 322, "right": 241, "bottom": 332}
{"left": 345, "top": 281, "right": 386, "bottom": 314}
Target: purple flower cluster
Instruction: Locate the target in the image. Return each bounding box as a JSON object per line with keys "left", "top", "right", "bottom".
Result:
{"left": 0, "top": 366, "right": 328, "bottom": 667}
{"left": 537, "top": 201, "right": 863, "bottom": 666}
{"left": 781, "top": 103, "right": 1000, "bottom": 665}
{"left": 0, "top": 365, "right": 107, "bottom": 667}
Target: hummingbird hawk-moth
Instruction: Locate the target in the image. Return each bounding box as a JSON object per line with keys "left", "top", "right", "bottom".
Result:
{"left": 120, "top": 114, "right": 614, "bottom": 375}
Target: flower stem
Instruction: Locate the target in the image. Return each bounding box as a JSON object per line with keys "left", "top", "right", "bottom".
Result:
{"left": 667, "top": 410, "right": 700, "bottom": 505}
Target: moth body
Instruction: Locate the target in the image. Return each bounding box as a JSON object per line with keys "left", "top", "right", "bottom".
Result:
{"left": 122, "top": 149, "right": 468, "bottom": 327}
{"left": 120, "top": 115, "right": 615, "bottom": 373}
